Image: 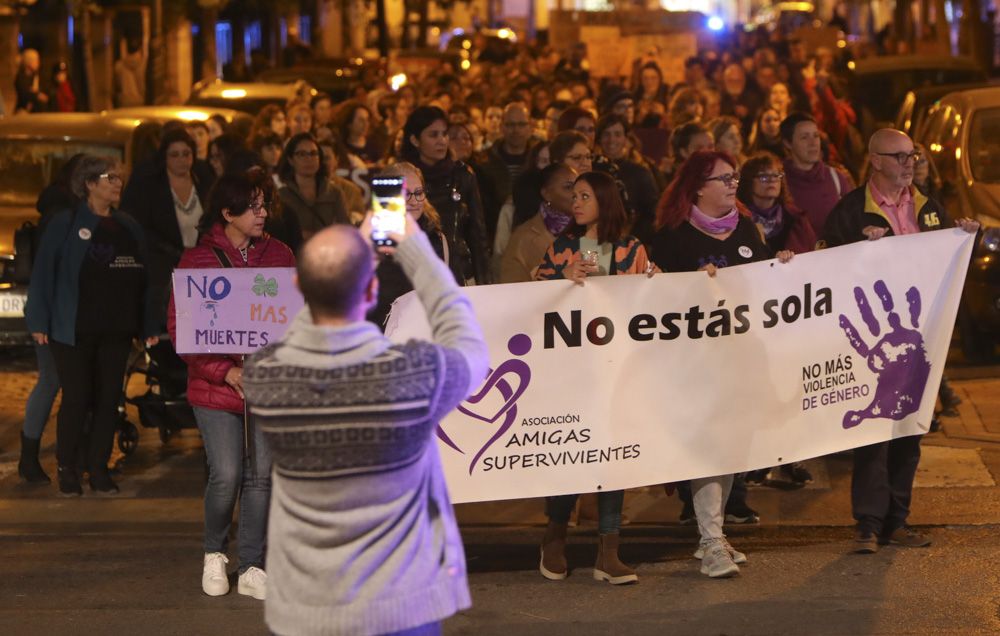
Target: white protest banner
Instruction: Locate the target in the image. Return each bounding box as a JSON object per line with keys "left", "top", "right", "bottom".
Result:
{"left": 172, "top": 268, "right": 303, "bottom": 354}
{"left": 386, "top": 230, "right": 976, "bottom": 504}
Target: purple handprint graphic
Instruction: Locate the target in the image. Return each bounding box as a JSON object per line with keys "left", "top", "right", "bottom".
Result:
{"left": 438, "top": 334, "right": 532, "bottom": 474}
{"left": 839, "top": 280, "right": 930, "bottom": 429}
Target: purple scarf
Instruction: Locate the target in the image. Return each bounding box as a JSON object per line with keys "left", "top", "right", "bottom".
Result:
{"left": 748, "top": 202, "right": 784, "bottom": 239}
{"left": 541, "top": 202, "right": 572, "bottom": 236}
{"left": 690, "top": 204, "right": 740, "bottom": 234}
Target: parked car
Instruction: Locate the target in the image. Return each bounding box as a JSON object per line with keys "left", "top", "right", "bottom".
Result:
{"left": 893, "top": 82, "right": 992, "bottom": 139}
{"left": 0, "top": 104, "right": 252, "bottom": 344}
{"left": 256, "top": 58, "right": 381, "bottom": 101}
{"left": 848, "top": 55, "right": 987, "bottom": 136}
{"left": 104, "top": 105, "right": 253, "bottom": 132}
{"left": 916, "top": 86, "right": 1000, "bottom": 360}
{"left": 187, "top": 79, "right": 316, "bottom": 113}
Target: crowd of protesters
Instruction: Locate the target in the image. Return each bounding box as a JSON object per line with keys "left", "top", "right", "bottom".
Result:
{"left": 15, "top": 20, "right": 980, "bottom": 625}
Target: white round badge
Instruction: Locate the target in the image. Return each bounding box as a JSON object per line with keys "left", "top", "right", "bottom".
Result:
{"left": 78, "top": 228, "right": 92, "bottom": 240}
{"left": 738, "top": 245, "right": 753, "bottom": 259}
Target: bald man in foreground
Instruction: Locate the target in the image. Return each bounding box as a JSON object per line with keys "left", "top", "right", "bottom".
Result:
{"left": 823, "top": 128, "right": 978, "bottom": 554}
{"left": 243, "top": 218, "right": 488, "bottom": 636}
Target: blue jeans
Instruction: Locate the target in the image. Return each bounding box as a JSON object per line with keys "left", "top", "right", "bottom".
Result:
{"left": 546, "top": 491, "right": 625, "bottom": 534}
{"left": 23, "top": 343, "right": 60, "bottom": 440}
{"left": 193, "top": 406, "right": 271, "bottom": 573}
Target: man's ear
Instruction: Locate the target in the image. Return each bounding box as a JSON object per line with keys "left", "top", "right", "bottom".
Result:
{"left": 366, "top": 274, "right": 379, "bottom": 303}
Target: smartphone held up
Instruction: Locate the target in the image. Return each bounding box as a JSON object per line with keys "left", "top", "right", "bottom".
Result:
{"left": 370, "top": 177, "right": 407, "bottom": 248}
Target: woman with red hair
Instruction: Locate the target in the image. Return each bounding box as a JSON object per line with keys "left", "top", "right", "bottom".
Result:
{"left": 646, "top": 150, "right": 793, "bottom": 579}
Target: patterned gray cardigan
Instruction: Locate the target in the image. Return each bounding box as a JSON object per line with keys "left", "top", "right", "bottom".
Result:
{"left": 244, "top": 231, "right": 488, "bottom": 636}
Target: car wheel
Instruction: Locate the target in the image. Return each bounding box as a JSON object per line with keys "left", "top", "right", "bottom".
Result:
{"left": 959, "top": 303, "right": 996, "bottom": 364}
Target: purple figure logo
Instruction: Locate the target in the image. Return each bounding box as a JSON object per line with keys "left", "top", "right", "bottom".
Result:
{"left": 438, "top": 334, "right": 532, "bottom": 474}
{"left": 839, "top": 280, "right": 930, "bottom": 429}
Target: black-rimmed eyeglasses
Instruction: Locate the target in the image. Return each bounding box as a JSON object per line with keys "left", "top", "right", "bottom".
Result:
{"left": 874, "top": 151, "right": 921, "bottom": 165}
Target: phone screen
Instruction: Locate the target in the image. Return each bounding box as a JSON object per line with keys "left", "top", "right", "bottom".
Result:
{"left": 370, "top": 177, "right": 406, "bottom": 247}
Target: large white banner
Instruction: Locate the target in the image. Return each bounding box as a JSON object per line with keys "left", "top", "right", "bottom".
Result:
{"left": 387, "top": 230, "right": 976, "bottom": 504}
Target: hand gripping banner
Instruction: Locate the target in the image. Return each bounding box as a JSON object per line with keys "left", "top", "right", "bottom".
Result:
{"left": 387, "top": 230, "right": 976, "bottom": 504}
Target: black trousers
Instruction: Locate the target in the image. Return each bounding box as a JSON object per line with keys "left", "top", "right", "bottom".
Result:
{"left": 50, "top": 333, "right": 132, "bottom": 473}
{"left": 851, "top": 435, "right": 922, "bottom": 536}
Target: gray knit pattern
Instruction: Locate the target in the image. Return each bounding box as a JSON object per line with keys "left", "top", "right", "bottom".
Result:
{"left": 246, "top": 340, "right": 449, "bottom": 479}
{"left": 242, "top": 230, "right": 486, "bottom": 636}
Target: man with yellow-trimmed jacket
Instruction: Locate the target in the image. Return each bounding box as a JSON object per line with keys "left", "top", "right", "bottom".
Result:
{"left": 821, "top": 128, "right": 980, "bottom": 554}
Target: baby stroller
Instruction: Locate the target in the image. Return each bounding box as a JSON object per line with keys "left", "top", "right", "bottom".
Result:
{"left": 117, "top": 339, "right": 196, "bottom": 455}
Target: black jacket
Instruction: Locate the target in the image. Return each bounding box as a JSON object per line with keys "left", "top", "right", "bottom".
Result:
{"left": 416, "top": 158, "right": 491, "bottom": 285}
{"left": 614, "top": 157, "right": 660, "bottom": 245}
{"left": 120, "top": 162, "right": 211, "bottom": 327}
{"left": 821, "top": 183, "right": 949, "bottom": 248}
{"left": 368, "top": 217, "right": 447, "bottom": 329}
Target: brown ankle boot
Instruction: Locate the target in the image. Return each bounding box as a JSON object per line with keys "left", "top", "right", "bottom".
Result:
{"left": 593, "top": 532, "right": 638, "bottom": 585}
{"left": 539, "top": 521, "right": 568, "bottom": 580}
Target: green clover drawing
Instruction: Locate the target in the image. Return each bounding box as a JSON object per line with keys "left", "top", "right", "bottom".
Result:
{"left": 251, "top": 274, "right": 279, "bottom": 297}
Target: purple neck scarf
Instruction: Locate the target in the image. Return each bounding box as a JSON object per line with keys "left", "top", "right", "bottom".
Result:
{"left": 541, "top": 202, "right": 572, "bottom": 236}
{"left": 749, "top": 202, "right": 784, "bottom": 239}
{"left": 690, "top": 204, "right": 739, "bottom": 234}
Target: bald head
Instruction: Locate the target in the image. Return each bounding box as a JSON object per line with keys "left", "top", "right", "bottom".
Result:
{"left": 869, "top": 128, "right": 912, "bottom": 155}
{"left": 868, "top": 128, "right": 916, "bottom": 190}
{"left": 297, "top": 225, "right": 375, "bottom": 320}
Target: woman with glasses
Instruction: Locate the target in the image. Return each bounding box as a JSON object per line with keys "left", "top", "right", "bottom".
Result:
{"left": 276, "top": 133, "right": 350, "bottom": 241}
{"left": 25, "top": 155, "right": 158, "bottom": 496}
{"left": 737, "top": 152, "right": 817, "bottom": 255}
{"left": 736, "top": 152, "right": 817, "bottom": 487}
{"left": 167, "top": 169, "right": 295, "bottom": 601}
{"left": 534, "top": 171, "right": 655, "bottom": 585}
{"left": 550, "top": 130, "right": 593, "bottom": 175}
{"left": 121, "top": 128, "right": 211, "bottom": 332}
{"left": 401, "top": 106, "right": 490, "bottom": 285}
{"left": 647, "top": 150, "right": 793, "bottom": 578}
{"left": 368, "top": 162, "right": 448, "bottom": 328}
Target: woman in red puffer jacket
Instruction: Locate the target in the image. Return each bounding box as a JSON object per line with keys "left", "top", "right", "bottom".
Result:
{"left": 168, "top": 167, "right": 294, "bottom": 601}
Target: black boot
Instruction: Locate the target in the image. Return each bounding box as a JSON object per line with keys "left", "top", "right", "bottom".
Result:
{"left": 89, "top": 468, "right": 119, "bottom": 495}
{"left": 57, "top": 465, "right": 83, "bottom": 497}
{"left": 18, "top": 433, "right": 51, "bottom": 484}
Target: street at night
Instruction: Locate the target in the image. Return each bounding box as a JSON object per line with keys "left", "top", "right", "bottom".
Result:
{"left": 2, "top": 0, "right": 1000, "bottom": 634}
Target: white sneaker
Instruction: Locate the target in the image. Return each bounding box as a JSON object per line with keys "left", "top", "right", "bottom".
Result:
{"left": 699, "top": 539, "right": 740, "bottom": 578}
{"left": 237, "top": 566, "right": 267, "bottom": 600}
{"left": 202, "top": 552, "right": 230, "bottom": 596}
{"left": 693, "top": 537, "right": 748, "bottom": 564}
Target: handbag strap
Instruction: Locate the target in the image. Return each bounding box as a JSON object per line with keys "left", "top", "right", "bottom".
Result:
{"left": 212, "top": 247, "right": 233, "bottom": 268}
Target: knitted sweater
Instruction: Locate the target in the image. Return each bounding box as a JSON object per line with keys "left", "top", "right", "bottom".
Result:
{"left": 243, "top": 231, "right": 488, "bottom": 636}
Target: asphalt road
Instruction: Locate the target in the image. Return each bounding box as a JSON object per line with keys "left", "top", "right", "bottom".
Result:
{"left": 1, "top": 525, "right": 999, "bottom": 635}
{"left": 1, "top": 344, "right": 998, "bottom": 635}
